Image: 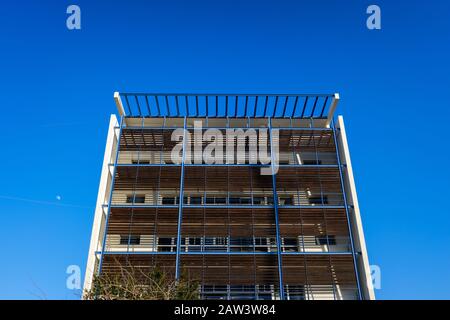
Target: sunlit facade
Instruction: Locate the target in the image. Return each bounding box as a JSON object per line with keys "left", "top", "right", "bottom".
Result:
{"left": 84, "top": 92, "right": 374, "bottom": 300}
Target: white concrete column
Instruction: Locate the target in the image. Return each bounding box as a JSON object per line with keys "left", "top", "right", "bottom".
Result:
{"left": 325, "top": 93, "right": 340, "bottom": 128}
{"left": 82, "top": 114, "right": 119, "bottom": 296}
{"left": 336, "top": 115, "right": 375, "bottom": 300}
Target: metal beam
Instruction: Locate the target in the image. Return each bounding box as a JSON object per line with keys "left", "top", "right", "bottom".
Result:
{"left": 175, "top": 117, "right": 188, "bottom": 280}
{"left": 134, "top": 96, "right": 142, "bottom": 116}
{"left": 114, "top": 92, "right": 126, "bottom": 116}
{"left": 281, "top": 96, "right": 289, "bottom": 117}
{"left": 268, "top": 118, "right": 285, "bottom": 300}
{"left": 155, "top": 96, "right": 161, "bottom": 116}
{"left": 97, "top": 251, "right": 353, "bottom": 256}
{"left": 325, "top": 93, "right": 340, "bottom": 127}
{"left": 253, "top": 96, "right": 259, "bottom": 117}
{"left": 263, "top": 96, "right": 268, "bottom": 117}
{"left": 165, "top": 96, "right": 170, "bottom": 117}
{"left": 216, "top": 95, "right": 219, "bottom": 117}
{"left": 144, "top": 96, "right": 152, "bottom": 116}
{"left": 290, "top": 96, "right": 299, "bottom": 118}
{"left": 300, "top": 96, "right": 308, "bottom": 118}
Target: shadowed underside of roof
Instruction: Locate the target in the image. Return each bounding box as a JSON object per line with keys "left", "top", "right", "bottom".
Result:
{"left": 114, "top": 92, "right": 339, "bottom": 119}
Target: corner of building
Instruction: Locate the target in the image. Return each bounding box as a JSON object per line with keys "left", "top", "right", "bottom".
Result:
{"left": 82, "top": 114, "right": 119, "bottom": 298}
{"left": 335, "top": 115, "right": 376, "bottom": 300}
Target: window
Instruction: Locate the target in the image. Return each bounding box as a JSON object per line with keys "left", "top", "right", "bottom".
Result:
{"left": 279, "top": 196, "right": 293, "bottom": 205}
{"left": 254, "top": 238, "right": 268, "bottom": 251}
{"left": 205, "top": 196, "right": 227, "bottom": 205}
{"left": 126, "top": 194, "right": 145, "bottom": 203}
{"left": 158, "top": 237, "right": 175, "bottom": 251}
{"left": 315, "top": 235, "right": 336, "bottom": 246}
{"left": 175, "top": 196, "right": 188, "bottom": 204}
{"left": 215, "top": 197, "right": 226, "bottom": 204}
{"left": 308, "top": 196, "right": 328, "bottom": 205}
{"left": 131, "top": 160, "right": 150, "bottom": 164}
{"left": 254, "top": 238, "right": 267, "bottom": 246}
{"left": 229, "top": 197, "right": 240, "bottom": 205}
{"left": 162, "top": 197, "right": 176, "bottom": 205}
{"left": 120, "top": 235, "right": 140, "bottom": 245}
{"left": 286, "top": 285, "right": 305, "bottom": 300}
{"left": 253, "top": 197, "right": 264, "bottom": 205}
{"left": 303, "top": 159, "right": 322, "bottom": 165}
{"left": 190, "top": 196, "right": 202, "bottom": 205}
{"left": 134, "top": 195, "right": 145, "bottom": 203}
{"left": 283, "top": 238, "right": 298, "bottom": 252}
{"left": 216, "top": 237, "right": 227, "bottom": 246}
{"left": 230, "top": 237, "right": 253, "bottom": 251}
{"left": 183, "top": 237, "right": 201, "bottom": 252}
{"left": 189, "top": 238, "right": 202, "bottom": 246}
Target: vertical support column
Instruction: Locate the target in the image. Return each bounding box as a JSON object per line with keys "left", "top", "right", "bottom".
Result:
{"left": 268, "top": 118, "right": 285, "bottom": 300}
{"left": 331, "top": 118, "right": 363, "bottom": 300}
{"left": 325, "top": 93, "right": 339, "bottom": 128}
{"left": 97, "top": 115, "right": 124, "bottom": 275}
{"left": 175, "top": 117, "right": 188, "bottom": 280}
{"left": 83, "top": 115, "right": 119, "bottom": 295}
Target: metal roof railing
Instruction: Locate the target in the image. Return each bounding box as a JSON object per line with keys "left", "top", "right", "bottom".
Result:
{"left": 114, "top": 92, "right": 339, "bottom": 120}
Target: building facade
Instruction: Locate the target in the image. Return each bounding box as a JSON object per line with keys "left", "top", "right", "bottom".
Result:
{"left": 83, "top": 92, "right": 375, "bottom": 300}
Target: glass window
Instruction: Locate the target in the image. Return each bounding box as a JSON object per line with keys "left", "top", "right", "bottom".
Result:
{"left": 308, "top": 196, "right": 328, "bottom": 205}
{"left": 175, "top": 196, "right": 188, "bottom": 204}
{"left": 303, "top": 159, "right": 322, "bottom": 165}
{"left": 190, "top": 196, "right": 202, "bottom": 205}
{"left": 215, "top": 197, "right": 226, "bottom": 204}
{"left": 134, "top": 195, "right": 145, "bottom": 203}
{"left": 216, "top": 237, "right": 227, "bottom": 246}
{"left": 189, "top": 238, "right": 201, "bottom": 245}
{"left": 158, "top": 237, "right": 175, "bottom": 252}
{"left": 283, "top": 238, "right": 298, "bottom": 252}
{"left": 126, "top": 194, "right": 145, "bottom": 203}
{"left": 315, "top": 235, "right": 336, "bottom": 246}
{"left": 253, "top": 197, "right": 264, "bottom": 205}
{"left": 279, "top": 196, "right": 293, "bottom": 205}
{"left": 162, "top": 197, "right": 176, "bottom": 205}
{"left": 254, "top": 238, "right": 267, "bottom": 246}
{"left": 120, "top": 235, "right": 140, "bottom": 245}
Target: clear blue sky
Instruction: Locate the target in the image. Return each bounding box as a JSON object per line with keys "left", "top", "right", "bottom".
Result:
{"left": 0, "top": 0, "right": 449, "bottom": 299}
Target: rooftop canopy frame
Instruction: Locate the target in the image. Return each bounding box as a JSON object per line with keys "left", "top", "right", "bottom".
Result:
{"left": 114, "top": 92, "right": 339, "bottom": 123}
